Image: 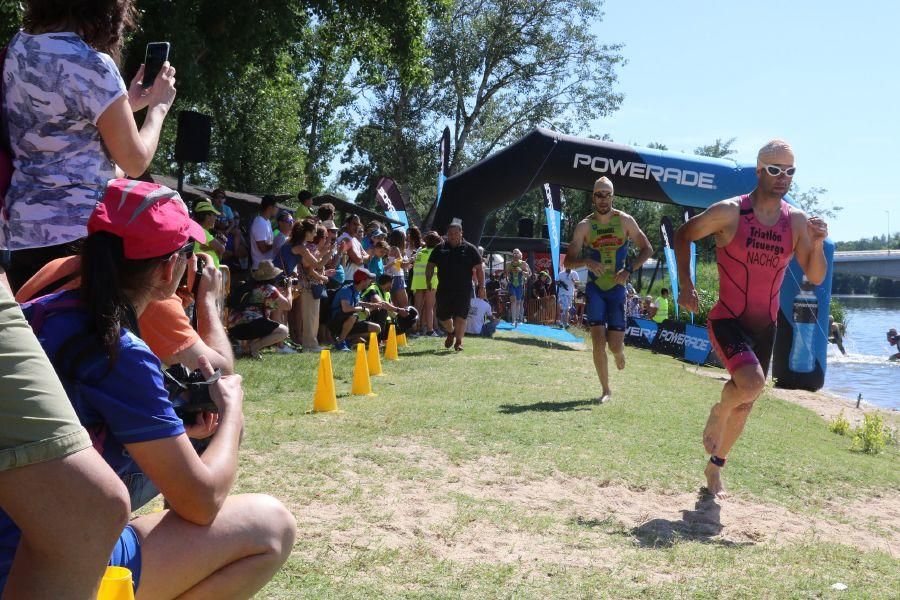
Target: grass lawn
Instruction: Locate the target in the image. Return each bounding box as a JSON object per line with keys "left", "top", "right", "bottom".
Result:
{"left": 233, "top": 330, "right": 899, "bottom": 599}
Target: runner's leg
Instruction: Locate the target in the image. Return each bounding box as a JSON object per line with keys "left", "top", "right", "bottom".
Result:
{"left": 590, "top": 325, "right": 611, "bottom": 399}
{"left": 607, "top": 329, "right": 626, "bottom": 371}
{"left": 703, "top": 363, "right": 765, "bottom": 498}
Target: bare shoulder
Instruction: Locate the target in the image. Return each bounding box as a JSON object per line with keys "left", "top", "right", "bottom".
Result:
{"left": 788, "top": 204, "right": 809, "bottom": 223}
{"left": 571, "top": 216, "right": 591, "bottom": 238}
{"left": 709, "top": 197, "right": 741, "bottom": 213}
{"left": 613, "top": 209, "right": 639, "bottom": 226}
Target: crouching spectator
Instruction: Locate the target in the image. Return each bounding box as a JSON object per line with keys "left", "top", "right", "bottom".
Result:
{"left": 362, "top": 275, "right": 418, "bottom": 338}
{"left": 228, "top": 261, "right": 293, "bottom": 358}
{"left": 466, "top": 295, "right": 500, "bottom": 338}
{"left": 16, "top": 179, "right": 295, "bottom": 599}
{"left": 329, "top": 268, "right": 381, "bottom": 351}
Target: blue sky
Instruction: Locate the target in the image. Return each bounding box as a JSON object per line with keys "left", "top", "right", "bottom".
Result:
{"left": 588, "top": 0, "right": 898, "bottom": 242}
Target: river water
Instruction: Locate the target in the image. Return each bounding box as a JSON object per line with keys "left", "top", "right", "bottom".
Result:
{"left": 824, "top": 296, "right": 900, "bottom": 410}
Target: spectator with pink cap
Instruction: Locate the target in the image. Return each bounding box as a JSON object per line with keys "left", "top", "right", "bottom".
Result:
{"left": 11, "top": 179, "right": 296, "bottom": 599}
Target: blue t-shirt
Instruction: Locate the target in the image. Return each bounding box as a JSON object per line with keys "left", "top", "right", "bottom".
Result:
{"left": 0, "top": 292, "right": 185, "bottom": 591}
{"left": 366, "top": 255, "right": 384, "bottom": 278}
{"left": 331, "top": 283, "right": 360, "bottom": 319}
{"left": 277, "top": 242, "right": 299, "bottom": 275}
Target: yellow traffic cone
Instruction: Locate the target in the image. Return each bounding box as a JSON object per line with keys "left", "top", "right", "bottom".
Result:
{"left": 351, "top": 343, "right": 375, "bottom": 396}
{"left": 313, "top": 349, "right": 338, "bottom": 412}
{"left": 385, "top": 324, "right": 400, "bottom": 361}
{"left": 97, "top": 566, "right": 134, "bottom": 600}
{"left": 397, "top": 332, "right": 408, "bottom": 347}
{"left": 367, "top": 332, "right": 384, "bottom": 376}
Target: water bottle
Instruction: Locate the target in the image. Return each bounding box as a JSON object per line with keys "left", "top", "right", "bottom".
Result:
{"left": 789, "top": 293, "right": 817, "bottom": 373}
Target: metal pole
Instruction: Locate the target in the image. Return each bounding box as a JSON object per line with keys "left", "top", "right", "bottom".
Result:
{"left": 856, "top": 393, "right": 862, "bottom": 409}
{"left": 177, "top": 161, "right": 185, "bottom": 194}
{"left": 886, "top": 210, "right": 891, "bottom": 252}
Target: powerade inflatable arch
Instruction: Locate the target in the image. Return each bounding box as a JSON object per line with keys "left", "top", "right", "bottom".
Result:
{"left": 432, "top": 127, "right": 834, "bottom": 391}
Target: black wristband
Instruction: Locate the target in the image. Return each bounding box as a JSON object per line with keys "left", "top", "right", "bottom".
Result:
{"left": 624, "top": 266, "right": 633, "bottom": 274}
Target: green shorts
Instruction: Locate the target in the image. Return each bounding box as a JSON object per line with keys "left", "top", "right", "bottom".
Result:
{"left": 0, "top": 284, "right": 90, "bottom": 471}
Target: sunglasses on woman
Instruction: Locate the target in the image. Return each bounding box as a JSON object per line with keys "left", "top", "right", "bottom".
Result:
{"left": 761, "top": 163, "right": 796, "bottom": 177}
{"left": 176, "top": 241, "right": 194, "bottom": 259}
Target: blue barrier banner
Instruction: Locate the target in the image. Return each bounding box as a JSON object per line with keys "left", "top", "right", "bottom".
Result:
{"left": 684, "top": 323, "right": 713, "bottom": 365}
{"left": 650, "top": 319, "right": 715, "bottom": 366}
{"left": 624, "top": 317, "right": 658, "bottom": 349}
{"left": 541, "top": 183, "right": 562, "bottom": 277}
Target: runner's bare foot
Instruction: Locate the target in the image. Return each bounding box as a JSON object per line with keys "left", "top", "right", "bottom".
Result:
{"left": 595, "top": 390, "right": 612, "bottom": 404}
{"left": 704, "top": 462, "right": 728, "bottom": 499}
{"left": 444, "top": 332, "right": 454, "bottom": 349}
{"left": 614, "top": 351, "right": 625, "bottom": 370}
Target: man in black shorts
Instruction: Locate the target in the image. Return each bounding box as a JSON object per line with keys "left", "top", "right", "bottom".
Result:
{"left": 426, "top": 221, "right": 486, "bottom": 351}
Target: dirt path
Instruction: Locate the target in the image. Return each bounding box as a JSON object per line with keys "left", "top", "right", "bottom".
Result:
{"left": 241, "top": 442, "right": 899, "bottom": 574}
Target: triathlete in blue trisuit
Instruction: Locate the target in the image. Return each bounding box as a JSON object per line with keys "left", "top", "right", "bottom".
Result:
{"left": 564, "top": 177, "right": 653, "bottom": 403}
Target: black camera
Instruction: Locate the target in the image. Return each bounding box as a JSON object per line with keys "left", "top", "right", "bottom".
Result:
{"left": 163, "top": 364, "right": 220, "bottom": 422}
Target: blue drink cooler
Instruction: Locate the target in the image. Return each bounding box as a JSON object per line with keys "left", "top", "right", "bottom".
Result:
{"left": 788, "top": 295, "right": 818, "bottom": 373}
{"left": 772, "top": 240, "right": 835, "bottom": 391}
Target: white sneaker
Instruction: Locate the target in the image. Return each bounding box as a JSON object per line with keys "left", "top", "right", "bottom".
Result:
{"left": 276, "top": 345, "right": 298, "bottom": 354}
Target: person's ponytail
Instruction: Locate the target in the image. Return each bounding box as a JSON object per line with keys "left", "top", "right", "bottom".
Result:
{"left": 80, "top": 232, "right": 167, "bottom": 363}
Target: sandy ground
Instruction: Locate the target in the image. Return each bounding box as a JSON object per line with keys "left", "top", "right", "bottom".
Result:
{"left": 242, "top": 439, "right": 899, "bottom": 577}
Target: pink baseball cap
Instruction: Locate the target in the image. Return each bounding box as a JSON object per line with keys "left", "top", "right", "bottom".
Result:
{"left": 88, "top": 179, "right": 206, "bottom": 259}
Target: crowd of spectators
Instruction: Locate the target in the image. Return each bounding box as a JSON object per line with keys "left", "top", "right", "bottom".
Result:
{"left": 626, "top": 285, "right": 672, "bottom": 322}
{"left": 206, "top": 198, "right": 509, "bottom": 353}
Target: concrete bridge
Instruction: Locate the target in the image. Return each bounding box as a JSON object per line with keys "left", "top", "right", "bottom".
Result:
{"left": 632, "top": 251, "right": 900, "bottom": 281}
{"left": 833, "top": 250, "right": 900, "bottom": 280}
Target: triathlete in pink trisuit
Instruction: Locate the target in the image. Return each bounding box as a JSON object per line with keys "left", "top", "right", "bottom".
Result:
{"left": 674, "top": 140, "right": 829, "bottom": 499}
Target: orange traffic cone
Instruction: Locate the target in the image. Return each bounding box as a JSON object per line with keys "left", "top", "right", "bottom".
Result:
{"left": 367, "top": 332, "right": 384, "bottom": 376}
{"left": 397, "top": 332, "right": 408, "bottom": 347}
{"left": 312, "top": 349, "right": 338, "bottom": 412}
{"left": 384, "top": 324, "right": 399, "bottom": 361}
{"left": 351, "top": 343, "right": 375, "bottom": 396}
{"left": 97, "top": 566, "right": 134, "bottom": 600}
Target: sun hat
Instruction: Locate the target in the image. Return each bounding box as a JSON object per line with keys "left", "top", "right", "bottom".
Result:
{"left": 193, "top": 200, "right": 221, "bottom": 215}
{"left": 323, "top": 219, "right": 339, "bottom": 231}
{"left": 252, "top": 260, "right": 283, "bottom": 281}
{"left": 88, "top": 179, "right": 206, "bottom": 260}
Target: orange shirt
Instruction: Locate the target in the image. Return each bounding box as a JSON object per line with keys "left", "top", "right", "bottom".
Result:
{"left": 16, "top": 256, "right": 198, "bottom": 361}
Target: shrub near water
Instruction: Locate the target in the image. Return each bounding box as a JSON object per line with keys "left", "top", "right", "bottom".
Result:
{"left": 829, "top": 410, "right": 851, "bottom": 436}
{"left": 850, "top": 414, "right": 889, "bottom": 454}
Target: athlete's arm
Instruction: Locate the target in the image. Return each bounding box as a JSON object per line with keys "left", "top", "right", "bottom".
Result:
{"left": 474, "top": 262, "right": 486, "bottom": 300}
{"left": 618, "top": 214, "right": 653, "bottom": 285}
{"left": 791, "top": 210, "right": 828, "bottom": 285}
{"left": 425, "top": 262, "right": 436, "bottom": 291}
{"left": 673, "top": 201, "right": 737, "bottom": 311}
{"left": 563, "top": 220, "right": 603, "bottom": 275}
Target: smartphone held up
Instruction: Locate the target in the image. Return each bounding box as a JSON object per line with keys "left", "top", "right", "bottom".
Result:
{"left": 141, "top": 42, "right": 170, "bottom": 88}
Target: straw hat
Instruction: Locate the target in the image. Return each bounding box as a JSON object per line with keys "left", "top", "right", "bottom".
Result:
{"left": 252, "top": 260, "right": 283, "bottom": 281}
